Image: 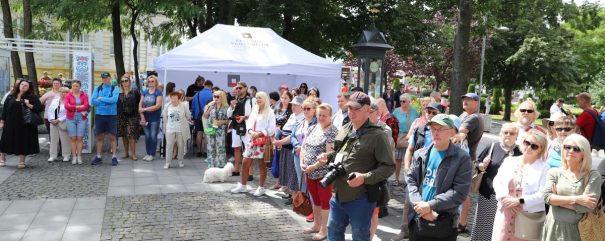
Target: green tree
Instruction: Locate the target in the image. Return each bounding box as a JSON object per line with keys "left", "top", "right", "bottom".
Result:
{"left": 0, "top": 0, "right": 23, "bottom": 80}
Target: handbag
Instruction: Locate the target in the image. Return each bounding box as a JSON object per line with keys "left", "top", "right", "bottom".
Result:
{"left": 513, "top": 163, "right": 545, "bottom": 241}
{"left": 58, "top": 122, "right": 68, "bottom": 131}
{"left": 263, "top": 139, "right": 273, "bottom": 163}
{"left": 251, "top": 121, "right": 267, "bottom": 146}
{"left": 366, "top": 180, "right": 390, "bottom": 207}
{"left": 292, "top": 174, "right": 313, "bottom": 216}
{"left": 395, "top": 110, "right": 412, "bottom": 148}
{"left": 471, "top": 143, "right": 495, "bottom": 193}
{"left": 22, "top": 102, "right": 43, "bottom": 126}
{"left": 271, "top": 149, "right": 279, "bottom": 178}
{"left": 578, "top": 172, "right": 605, "bottom": 241}
{"left": 415, "top": 212, "right": 455, "bottom": 239}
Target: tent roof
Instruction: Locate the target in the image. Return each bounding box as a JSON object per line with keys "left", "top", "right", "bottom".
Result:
{"left": 154, "top": 24, "right": 341, "bottom": 78}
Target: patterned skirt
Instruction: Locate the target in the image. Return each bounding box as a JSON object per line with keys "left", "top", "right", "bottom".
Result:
{"left": 471, "top": 193, "right": 498, "bottom": 241}
{"left": 117, "top": 114, "right": 140, "bottom": 139}
{"left": 278, "top": 148, "right": 297, "bottom": 191}
{"left": 243, "top": 142, "right": 265, "bottom": 159}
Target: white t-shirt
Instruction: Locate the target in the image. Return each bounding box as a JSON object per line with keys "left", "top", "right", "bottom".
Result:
{"left": 166, "top": 105, "right": 182, "bottom": 133}
{"left": 550, "top": 103, "right": 562, "bottom": 117}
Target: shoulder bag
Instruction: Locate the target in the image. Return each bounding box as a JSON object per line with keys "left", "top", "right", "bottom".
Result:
{"left": 204, "top": 106, "right": 219, "bottom": 136}
{"left": 22, "top": 101, "right": 43, "bottom": 126}
{"left": 578, "top": 171, "right": 605, "bottom": 241}
{"left": 396, "top": 110, "right": 412, "bottom": 148}
{"left": 471, "top": 143, "right": 495, "bottom": 193}
{"left": 414, "top": 146, "right": 456, "bottom": 238}
{"left": 292, "top": 174, "right": 313, "bottom": 216}
{"left": 514, "top": 163, "right": 545, "bottom": 241}
{"left": 56, "top": 102, "right": 67, "bottom": 131}
{"left": 251, "top": 120, "right": 267, "bottom": 146}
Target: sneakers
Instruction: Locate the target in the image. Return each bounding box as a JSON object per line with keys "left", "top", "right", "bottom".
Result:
{"left": 111, "top": 157, "right": 119, "bottom": 166}
{"left": 252, "top": 187, "right": 266, "bottom": 197}
{"left": 178, "top": 161, "right": 184, "bottom": 168}
{"left": 164, "top": 163, "right": 170, "bottom": 169}
{"left": 230, "top": 183, "right": 249, "bottom": 193}
{"left": 62, "top": 156, "right": 70, "bottom": 162}
{"left": 72, "top": 156, "right": 77, "bottom": 165}
{"left": 91, "top": 156, "right": 102, "bottom": 165}
{"left": 48, "top": 157, "right": 55, "bottom": 162}
{"left": 77, "top": 156, "right": 83, "bottom": 165}
{"left": 143, "top": 155, "right": 153, "bottom": 161}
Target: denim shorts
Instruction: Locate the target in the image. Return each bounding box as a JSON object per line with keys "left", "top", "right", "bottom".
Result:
{"left": 95, "top": 115, "right": 118, "bottom": 136}
{"left": 67, "top": 115, "right": 87, "bottom": 137}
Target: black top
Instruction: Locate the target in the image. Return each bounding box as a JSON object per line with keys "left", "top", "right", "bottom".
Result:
{"left": 475, "top": 142, "right": 522, "bottom": 199}
{"left": 118, "top": 90, "right": 141, "bottom": 117}
{"left": 186, "top": 84, "right": 203, "bottom": 108}
{"left": 232, "top": 94, "right": 251, "bottom": 118}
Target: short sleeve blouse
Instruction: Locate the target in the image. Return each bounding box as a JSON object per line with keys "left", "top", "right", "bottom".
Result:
{"left": 303, "top": 125, "right": 338, "bottom": 180}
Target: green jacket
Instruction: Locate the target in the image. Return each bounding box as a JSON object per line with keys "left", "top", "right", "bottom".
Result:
{"left": 328, "top": 120, "right": 395, "bottom": 203}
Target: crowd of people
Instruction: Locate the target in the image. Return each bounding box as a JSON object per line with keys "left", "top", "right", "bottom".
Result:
{"left": 0, "top": 71, "right": 604, "bottom": 241}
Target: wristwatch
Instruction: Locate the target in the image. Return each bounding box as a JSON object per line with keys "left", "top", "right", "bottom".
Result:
{"left": 519, "top": 198, "right": 525, "bottom": 204}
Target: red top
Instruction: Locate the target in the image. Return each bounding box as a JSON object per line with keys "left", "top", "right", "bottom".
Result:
{"left": 380, "top": 113, "right": 399, "bottom": 144}
{"left": 576, "top": 108, "right": 597, "bottom": 141}
{"left": 64, "top": 92, "right": 90, "bottom": 120}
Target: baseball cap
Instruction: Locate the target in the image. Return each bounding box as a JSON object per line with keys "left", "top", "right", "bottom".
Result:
{"left": 461, "top": 93, "right": 480, "bottom": 101}
{"left": 427, "top": 102, "right": 441, "bottom": 111}
{"left": 346, "top": 92, "right": 371, "bottom": 109}
{"left": 428, "top": 114, "right": 458, "bottom": 132}
{"left": 290, "top": 96, "right": 304, "bottom": 105}
{"left": 100, "top": 72, "right": 111, "bottom": 78}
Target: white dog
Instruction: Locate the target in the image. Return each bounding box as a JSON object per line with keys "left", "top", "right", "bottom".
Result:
{"left": 203, "top": 162, "right": 234, "bottom": 183}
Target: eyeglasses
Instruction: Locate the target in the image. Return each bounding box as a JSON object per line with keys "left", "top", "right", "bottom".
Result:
{"left": 236, "top": 87, "right": 242, "bottom": 90}
{"left": 519, "top": 109, "right": 534, "bottom": 113}
{"left": 522, "top": 140, "right": 540, "bottom": 150}
{"left": 563, "top": 145, "right": 582, "bottom": 153}
{"left": 213, "top": 95, "right": 220, "bottom": 98}
{"left": 555, "top": 127, "right": 573, "bottom": 132}
{"left": 503, "top": 131, "right": 518, "bottom": 135}
{"left": 303, "top": 107, "right": 313, "bottom": 111}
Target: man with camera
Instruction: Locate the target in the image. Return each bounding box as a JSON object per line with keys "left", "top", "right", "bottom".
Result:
{"left": 405, "top": 114, "right": 472, "bottom": 241}
{"left": 318, "top": 92, "right": 394, "bottom": 241}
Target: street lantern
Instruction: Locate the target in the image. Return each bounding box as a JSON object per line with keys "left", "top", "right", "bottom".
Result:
{"left": 352, "top": 23, "right": 393, "bottom": 99}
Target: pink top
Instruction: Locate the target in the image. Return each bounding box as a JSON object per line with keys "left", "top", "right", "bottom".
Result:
{"left": 64, "top": 92, "right": 90, "bottom": 120}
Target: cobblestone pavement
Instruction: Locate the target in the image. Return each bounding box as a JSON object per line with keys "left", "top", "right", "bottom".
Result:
{"left": 101, "top": 192, "right": 308, "bottom": 241}
{"left": 0, "top": 153, "right": 110, "bottom": 200}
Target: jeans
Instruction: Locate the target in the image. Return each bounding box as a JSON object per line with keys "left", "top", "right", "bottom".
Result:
{"left": 293, "top": 154, "right": 307, "bottom": 192}
{"left": 328, "top": 194, "right": 376, "bottom": 241}
{"left": 142, "top": 121, "right": 160, "bottom": 156}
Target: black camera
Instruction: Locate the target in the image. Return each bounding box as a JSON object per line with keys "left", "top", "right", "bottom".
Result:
{"left": 320, "top": 161, "right": 348, "bottom": 188}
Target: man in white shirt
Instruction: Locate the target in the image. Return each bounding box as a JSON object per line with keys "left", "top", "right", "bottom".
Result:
{"left": 332, "top": 92, "right": 350, "bottom": 130}
{"left": 550, "top": 98, "right": 565, "bottom": 116}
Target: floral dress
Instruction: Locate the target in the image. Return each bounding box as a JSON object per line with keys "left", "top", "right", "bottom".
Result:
{"left": 206, "top": 106, "right": 228, "bottom": 168}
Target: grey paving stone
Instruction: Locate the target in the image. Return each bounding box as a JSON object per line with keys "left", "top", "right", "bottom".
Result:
{"left": 106, "top": 185, "right": 135, "bottom": 197}
{"left": 0, "top": 200, "right": 11, "bottom": 214}
{"left": 68, "top": 209, "right": 105, "bottom": 225}
{"left": 134, "top": 185, "right": 161, "bottom": 195}
{"left": 0, "top": 212, "right": 37, "bottom": 231}
{"left": 39, "top": 198, "right": 76, "bottom": 212}
{"left": 159, "top": 184, "right": 187, "bottom": 194}
{"left": 108, "top": 177, "right": 134, "bottom": 187}
{"left": 134, "top": 177, "right": 158, "bottom": 186}
{"left": 0, "top": 154, "right": 111, "bottom": 200}
{"left": 29, "top": 210, "right": 71, "bottom": 228}
{"left": 73, "top": 197, "right": 106, "bottom": 210}
{"left": 0, "top": 229, "right": 26, "bottom": 241}
{"left": 62, "top": 224, "right": 102, "bottom": 241}
{"left": 21, "top": 227, "right": 65, "bottom": 241}
{"left": 3, "top": 199, "right": 44, "bottom": 214}
{"left": 179, "top": 175, "right": 203, "bottom": 184}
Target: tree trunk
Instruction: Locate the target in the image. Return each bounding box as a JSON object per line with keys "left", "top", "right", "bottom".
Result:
{"left": 282, "top": 10, "right": 293, "bottom": 39}
{"left": 205, "top": 0, "right": 214, "bottom": 29}
{"left": 111, "top": 0, "right": 126, "bottom": 80}
{"left": 130, "top": 10, "right": 140, "bottom": 90}
{"left": 0, "top": 0, "right": 23, "bottom": 81}
{"left": 503, "top": 84, "right": 513, "bottom": 121}
{"left": 226, "top": 0, "right": 235, "bottom": 25}
{"left": 449, "top": 0, "right": 472, "bottom": 115}
{"left": 23, "top": 0, "right": 38, "bottom": 95}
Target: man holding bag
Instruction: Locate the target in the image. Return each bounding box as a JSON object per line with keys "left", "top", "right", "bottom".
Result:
{"left": 406, "top": 114, "right": 471, "bottom": 241}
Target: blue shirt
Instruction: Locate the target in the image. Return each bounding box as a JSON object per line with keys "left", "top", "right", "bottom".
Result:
{"left": 191, "top": 87, "right": 213, "bottom": 120}
{"left": 91, "top": 83, "right": 119, "bottom": 116}
{"left": 547, "top": 145, "right": 562, "bottom": 168}
{"left": 142, "top": 89, "right": 162, "bottom": 122}
{"left": 393, "top": 107, "right": 418, "bottom": 134}
{"left": 421, "top": 148, "right": 446, "bottom": 201}
{"left": 409, "top": 126, "right": 433, "bottom": 148}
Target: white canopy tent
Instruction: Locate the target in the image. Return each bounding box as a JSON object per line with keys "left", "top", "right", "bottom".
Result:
{"left": 154, "top": 24, "right": 342, "bottom": 108}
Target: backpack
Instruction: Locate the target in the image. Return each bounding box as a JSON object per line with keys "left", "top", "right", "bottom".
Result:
{"left": 97, "top": 85, "right": 115, "bottom": 98}
{"left": 585, "top": 109, "right": 605, "bottom": 149}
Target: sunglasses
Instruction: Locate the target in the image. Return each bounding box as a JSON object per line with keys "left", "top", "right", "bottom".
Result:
{"left": 213, "top": 95, "right": 220, "bottom": 98}
{"left": 563, "top": 145, "right": 582, "bottom": 153}
{"left": 555, "top": 127, "right": 573, "bottom": 132}
{"left": 427, "top": 110, "right": 439, "bottom": 115}
{"left": 522, "top": 140, "right": 540, "bottom": 150}
{"left": 519, "top": 109, "right": 534, "bottom": 113}
{"left": 503, "top": 131, "right": 518, "bottom": 135}
{"left": 121, "top": 80, "right": 129, "bottom": 83}
{"left": 236, "top": 87, "right": 242, "bottom": 90}
{"left": 303, "top": 107, "right": 313, "bottom": 111}
{"left": 400, "top": 100, "right": 408, "bottom": 103}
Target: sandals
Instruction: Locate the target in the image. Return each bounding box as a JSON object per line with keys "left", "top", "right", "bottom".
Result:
{"left": 312, "top": 234, "right": 327, "bottom": 241}
{"left": 269, "top": 183, "right": 281, "bottom": 190}
{"left": 121, "top": 155, "right": 130, "bottom": 159}
{"left": 457, "top": 224, "right": 468, "bottom": 233}
{"left": 131, "top": 156, "right": 138, "bottom": 161}
{"left": 303, "top": 227, "right": 319, "bottom": 234}
{"left": 17, "top": 162, "right": 25, "bottom": 169}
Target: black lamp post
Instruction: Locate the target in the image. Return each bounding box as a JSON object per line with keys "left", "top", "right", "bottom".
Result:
{"left": 352, "top": 23, "right": 392, "bottom": 99}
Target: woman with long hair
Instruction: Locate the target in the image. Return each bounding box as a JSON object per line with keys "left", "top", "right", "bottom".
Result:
{"left": 139, "top": 75, "right": 163, "bottom": 161}
{"left": 470, "top": 123, "right": 522, "bottom": 241}
{"left": 64, "top": 80, "right": 89, "bottom": 164}
{"left": 117, "top": 74, "right": 141, "bottom": 161}
{"left": 162, "top": 91, "right": 192, "bottom": 168}
{"left": 46, "top": 87, "right": 71, "bottom": 163}
{"left": 0, "top": 80, "right": 44, "bottom": 168}
{"left": 270, "top": 91, "right": 294, "bottom": 191}
{"left": 298, "top": 83, "right": 309, "bottom": 99}
{"left": 491, "top": 130, "right": 550, "bottom": 241}
{"left": 203, "top": 90, "right": 229, "bottom": 168}
{"left": 542, "top": 134, "right": 602, "bottom": 241}
{"left": 231, "top": 92, "right": 276, "bottom": 197}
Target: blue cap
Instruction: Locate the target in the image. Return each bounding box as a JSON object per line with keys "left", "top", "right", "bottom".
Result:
{"left": 461, "top": 93, "right": 480, "bottom": 101}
